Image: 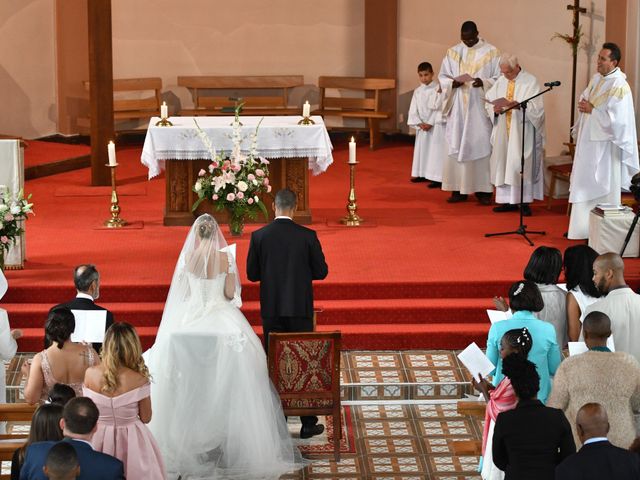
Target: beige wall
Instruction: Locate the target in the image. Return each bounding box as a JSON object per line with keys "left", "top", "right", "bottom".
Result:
{"left": 398, "top": 0, "right": 608, "bottom": 155}
{"left": 0, "top": 0, "right": 56, "bottom": 137}
{"left": 111, "top": 0, "right": 365, "bottom": 116}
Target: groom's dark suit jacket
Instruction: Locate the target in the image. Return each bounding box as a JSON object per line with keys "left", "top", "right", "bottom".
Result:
{"left": 52, "top": 296, "right": 114, "bottom": 352}
{"left": 247, "top": 218, "right": 328, "bottom": 329}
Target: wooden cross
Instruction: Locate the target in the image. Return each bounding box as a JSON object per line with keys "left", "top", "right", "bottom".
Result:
{"left": 567, "top": 0, "right": 587, "bottom": 138}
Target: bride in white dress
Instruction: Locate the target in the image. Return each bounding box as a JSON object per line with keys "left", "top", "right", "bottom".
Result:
{"left": 145, "top": 214, "right": 306, "bottom": 479}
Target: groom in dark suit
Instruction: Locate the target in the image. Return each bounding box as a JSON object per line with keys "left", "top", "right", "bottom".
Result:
{"left": 247, "top": 188, "right": 328, "bottom": 439}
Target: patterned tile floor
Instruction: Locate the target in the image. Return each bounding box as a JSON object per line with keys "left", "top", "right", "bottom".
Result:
{"left": 7, "top": 351, "right": 484, "bottom": 479}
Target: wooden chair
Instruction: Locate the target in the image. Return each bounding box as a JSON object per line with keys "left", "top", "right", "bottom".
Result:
{"left": 268, "top": 331, "right": 342, "bottom": 462}
{"left": 450, "top": 400, "right": 486, "bottom": 456}
{"left": 547, "top": 142, "right": 575, "bottom": 212}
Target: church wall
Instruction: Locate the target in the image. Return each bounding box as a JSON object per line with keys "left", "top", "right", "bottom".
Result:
{"left": 0, "top": 0, "right": 57, "bottom": 138}
{"left": 110, "top": 0, "right": 365, "bottom": 127}
{"left": 398, "top": 0, "right": 608, "bottom": 155}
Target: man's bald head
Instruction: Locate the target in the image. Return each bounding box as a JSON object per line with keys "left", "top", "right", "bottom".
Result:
{"left": 583, "top": 311, "right": 612, "bottom": 340}
{"left": 576, "top": 403, "right": 609, "bottom": 443}
{"left": 592, "top": 253, "right": 626, "bottom": 294}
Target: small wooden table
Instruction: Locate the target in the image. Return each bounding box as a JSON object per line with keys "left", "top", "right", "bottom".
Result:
{"left": 141, "top": 116, "right": 333, "bottom": 226}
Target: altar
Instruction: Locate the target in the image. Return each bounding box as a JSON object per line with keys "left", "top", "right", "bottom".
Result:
{"left": 141, "top": 116, "right": 333, "bottom": 226}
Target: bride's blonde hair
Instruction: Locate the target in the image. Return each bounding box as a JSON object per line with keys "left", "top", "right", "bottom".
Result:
{"left": 101, "top": 322, "right": 150, "bottom": 393}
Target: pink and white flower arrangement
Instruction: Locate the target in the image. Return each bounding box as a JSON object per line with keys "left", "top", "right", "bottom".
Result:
{"left": 192, "top": 116, "right": 270, "bottom": 224}
{"left": 0, "top": 187, "right": 33, "bottom": 266}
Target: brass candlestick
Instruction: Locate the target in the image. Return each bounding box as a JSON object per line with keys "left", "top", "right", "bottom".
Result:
{"left": 155, "top": 117, "right": 173, "bottom": 127}
{"left": 297, "top": 116, "right": 315, "bottom": 125}
{"left": 340, "top": 161, "right": 363, "bottom": 226}
{"left": 104, "top": 164, "right": 127, "bottom": 228}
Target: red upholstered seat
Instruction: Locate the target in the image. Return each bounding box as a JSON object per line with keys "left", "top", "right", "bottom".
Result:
{"left": 268, "top": 332, "right": 342, "bottom": 461}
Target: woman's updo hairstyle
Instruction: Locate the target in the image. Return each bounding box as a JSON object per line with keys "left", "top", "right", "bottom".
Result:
{"left": 508, "top": 280, "right": 544, "bottom": 313}
{"left": 45, "top": 307, "right": 75, "bottom": 349}
{"left": 198, "top": 220, "right": 214, "bottom": 240}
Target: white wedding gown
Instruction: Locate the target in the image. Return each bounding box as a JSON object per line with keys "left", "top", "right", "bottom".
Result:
{"left": 145, "top": 272, "right": 304, "bottom": 480}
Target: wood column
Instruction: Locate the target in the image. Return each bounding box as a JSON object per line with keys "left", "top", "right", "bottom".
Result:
{"left": 87, "top": 0, "right": 114, "bottom": 186}
{"left": 364, "top": 0, "right": 397, "bottom": 133}
{"left": 606, "top": 0, "right": 627, "bottom": 70}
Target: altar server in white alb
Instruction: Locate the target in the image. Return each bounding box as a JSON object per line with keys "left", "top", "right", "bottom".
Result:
{"left": 485, "top": 53, "right": 545, "bottom": 217}
{"left": 408, "top": 61, "right": 447, "bottom": 188}
{"left": 439, "top": 20, "right": 500, "bottom": 205}
{"left": 568, "top": 42, "right": 639, "bottom": 239}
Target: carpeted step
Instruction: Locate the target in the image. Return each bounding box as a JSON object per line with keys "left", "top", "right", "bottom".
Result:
{"left": 16, "top": 322, "right": 491, "bottom": 352}
{"left": 5, "top": 298, "right": 495, "bottom": 329}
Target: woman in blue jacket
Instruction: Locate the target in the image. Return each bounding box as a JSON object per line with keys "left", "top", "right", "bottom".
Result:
{"left": 486, "top": 280, "right": 561, "bottom": 403}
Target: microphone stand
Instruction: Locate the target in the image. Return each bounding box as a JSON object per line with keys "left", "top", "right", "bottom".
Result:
{"left": 485, "top": 84, "right": 556, "bottom": 246}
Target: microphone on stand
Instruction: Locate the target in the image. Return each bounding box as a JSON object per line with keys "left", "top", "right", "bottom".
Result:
{"left": 544, "top": 81, "right": 561, "bottom": 87}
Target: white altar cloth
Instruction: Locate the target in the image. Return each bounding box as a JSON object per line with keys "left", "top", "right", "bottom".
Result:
{"left": 141, "top": 115, "right": 333, "bottom": 179}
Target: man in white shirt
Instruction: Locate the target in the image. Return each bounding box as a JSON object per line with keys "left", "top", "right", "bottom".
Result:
{"left": 485, "top": 53, "right": 545, "bottom": 217}
{"left": 568, "top": 42, "right": 639, "bottom": 239}
{"left": 584, "top": 253, "right": 640, "bottom": 362}
{"left": 438, "top": 20, "right": 500, "bottom": 205}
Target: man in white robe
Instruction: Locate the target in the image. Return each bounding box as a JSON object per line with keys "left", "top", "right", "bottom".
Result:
{"left": 485, "top": 53, "right": 545, "bottom": 217}
{"left": 568, "top": 42, "right": 639, "bottom": 239}
{"left": 439, "top": 20, "right": 500, "bottom": 204}
{"left": 408, "top": 61, "right": 447, "bottom": 188}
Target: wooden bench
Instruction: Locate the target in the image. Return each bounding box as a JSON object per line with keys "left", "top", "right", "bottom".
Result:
{"left": 313, "top": 76, "right": 396, "bottom": 149}
{"left": 177, "top": 75, "right": 304, "bottom": 116}
{"left": 78, "top": 77, "right": 162, "bottom": 133}
{"left": 0, "top": 403, "right": 37, "bottom": 479}
{"left": 450, "top": 400, "right": 486, "bottom": 456}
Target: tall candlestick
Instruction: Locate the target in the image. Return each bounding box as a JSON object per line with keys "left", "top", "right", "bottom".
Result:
{"left": 160, "top": 101, "right": 168, "bottom": 119}
{"left": 107, "top": 141, "right": 117, "bottom": 166}
{"left": 348, "top": 137, "right": 356, "bottom": 164}
{"left": 302, "top": 100, "right": 310, "bottom": 118}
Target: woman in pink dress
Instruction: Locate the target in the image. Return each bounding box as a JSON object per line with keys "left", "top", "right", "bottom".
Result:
{"left": 83, "top": 322, "right": 165, "bottom": 479}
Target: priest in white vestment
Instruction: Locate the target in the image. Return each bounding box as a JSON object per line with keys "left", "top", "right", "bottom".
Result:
{"left": 439, "top": 21, "right": 500, "bottom": 204}
{"left": 485, "top": 53, "right": 545, "bottom": 217}
{"left": 568, "top": 42, "right": 639, "bottom": 239}
{"left": 408, "top": 61, "right": 447, "bottom": 187}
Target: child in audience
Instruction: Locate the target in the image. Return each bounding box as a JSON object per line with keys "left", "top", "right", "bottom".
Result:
{"left": 83, "top": 323, "right": 165, "bottom": 480}
{"left": 408, "top": 61, "right": 447, "bottom": 187}
{"left": 474, "top": 328, "right": 532, "bottom": 480}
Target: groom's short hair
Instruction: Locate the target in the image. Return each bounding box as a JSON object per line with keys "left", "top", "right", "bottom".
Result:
{"left": 275, "top": 189, "right": 297, "bottom": 210}
{"left": 63, "top": 397, "right": 99, "bottom": 434}
{"left": 74, "top": 264, "right": 99, "bottom": 292}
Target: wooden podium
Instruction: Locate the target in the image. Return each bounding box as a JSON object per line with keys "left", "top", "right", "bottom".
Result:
{"left": 164, "top": 157, "right": 311, "bottom": 226}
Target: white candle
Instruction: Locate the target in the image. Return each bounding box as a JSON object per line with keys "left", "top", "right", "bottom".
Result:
{"left": 107, "top": 141, "right": 117, "bottom": 166}
{"left": 302, "top": 100, "right": 310, "bottom": 118}
{"left": 349, "top": 137, "right": 356, "bottom": 164}
{"left": 160, "top": 101, "right": 168, "bottom": 119}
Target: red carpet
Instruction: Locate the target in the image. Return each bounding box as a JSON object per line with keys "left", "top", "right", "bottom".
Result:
{"left": 5, "top": 137, "right": 640, "bottom": 351}
{"left": 24, "top": 141, "right": 90, "bottom": 168}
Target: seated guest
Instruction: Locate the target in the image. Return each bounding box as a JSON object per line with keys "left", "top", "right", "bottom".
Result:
{"left": 563, "top": 245, "right": 601, "bottom": 341}
{"left": 53, "top": 264, "right": 114, "bottom": 352}
{"left": 524, "top": 246, "right": 568, "bottom": 347}
{"left": 584, "top": 253, "right": 640, "bottom": 362}
{"left": 486, "top": 280, "right": 561, "bottom": 403}
{"left": 473, "top": 328, "right": 532, "bottom": 480}
{"left": 44, "top": 442, "right": 80, "bottom": 480}
{"left": 83, "top": 323, "right": 165, "bottom": 480}
{"left": 11, "top": 403, "right": 64, "bottom": 480}
{"left": 22, "top": 308, "right": 99, "bottom": 404}
{"left": 547, "top": 311, "right": 640, "bottom": 448}
{"left": 0, "top": 268, "right": 22, "bottom": 423}
{"left": 492, "top": 355, "right": 575, "bottom": 479}
{"left": 19, "top": 397, "right": 124, "bottom": 480}
{"left": 555, "top": 403, "right": 640, "bottom": 479}
{"left": 47, "top": 384, "right": 76, "bottom": 407}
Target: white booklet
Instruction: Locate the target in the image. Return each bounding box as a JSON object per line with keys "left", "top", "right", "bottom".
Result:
{"left": 457, "top": 342, "right": 495, "bottom": 382}
{"left": 220, "top": 243, "right": 237, "bottom": 261}
{"left": 70, "top": 310, "right": 107, "bottom": 343}
{"left": 567, "top": 336, "right": 616, "bottom": 356}
{"left": 486, "top": 309, "right": 512, "bottom": 324}
{"left": 446, "top": 73, "right": 475, "bottom": 83}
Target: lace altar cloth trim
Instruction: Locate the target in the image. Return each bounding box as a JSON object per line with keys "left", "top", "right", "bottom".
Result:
{"left": 141, "top": 115, "right": 334, "bottom": 179}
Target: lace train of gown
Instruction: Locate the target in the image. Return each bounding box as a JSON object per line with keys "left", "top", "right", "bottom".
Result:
{"left": 145, "top": 273, "right": 305, "bottom": 479}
